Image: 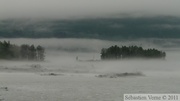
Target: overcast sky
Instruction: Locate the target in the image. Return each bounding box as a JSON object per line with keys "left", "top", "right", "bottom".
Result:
{"left": 0, "top": 0, "right": 180, "bottom": 19}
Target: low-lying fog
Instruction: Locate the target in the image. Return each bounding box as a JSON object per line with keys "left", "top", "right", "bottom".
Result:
{"left": 1, "top": 38, "right": 180, "bottom": 101}
{"left": 0, "top": 38, "right": 180, "bottom": 75}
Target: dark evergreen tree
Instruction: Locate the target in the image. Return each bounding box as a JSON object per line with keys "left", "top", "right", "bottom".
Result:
{"left": 10, "top": 44, "right": 21, "bottom": 59}
{"left": 0, "top": 41, "right": 14, "bottom": 59}
{"left": 28, "top": 45, "right": 36, "bottom": 60}
{"left": 36, "top": 45, "right": 45, "bottom": 61}
{"left": 20, "top": 44, "right": 30, "bottom": 60}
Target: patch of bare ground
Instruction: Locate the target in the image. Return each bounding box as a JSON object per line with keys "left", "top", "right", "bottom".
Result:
{"left": 40, "top": 73, "right": 64, "bottom": 76}
{"left": 96, "top": 72, "right": 144, "bottom": 78}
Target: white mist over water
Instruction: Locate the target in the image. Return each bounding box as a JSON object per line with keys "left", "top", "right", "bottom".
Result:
{"left": 0, "top": 38, "right": 179, "bottom": 75}
{"left": 0, "top": 38, "right": 180, "bottom": 101}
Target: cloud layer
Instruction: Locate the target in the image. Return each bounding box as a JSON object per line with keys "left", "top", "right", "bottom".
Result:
{"left": 0, "top": 0, "right": 180, "bottom": 19}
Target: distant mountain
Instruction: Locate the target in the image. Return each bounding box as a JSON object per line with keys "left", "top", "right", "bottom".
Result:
{"left": 0, "top": 16, "right": 180, "bottom": 39}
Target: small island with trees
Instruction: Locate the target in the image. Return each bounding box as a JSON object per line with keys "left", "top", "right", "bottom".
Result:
{"left": 101, "top": 45, "right": 166, "bottom": 60}
{"left": 0, "top": 41, "right": 45, "bottom": 61}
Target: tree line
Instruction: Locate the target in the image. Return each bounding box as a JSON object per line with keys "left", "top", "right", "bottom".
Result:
{"left": 0, "top": 41, "right": 45, "bottom": 61}
{"left": 101, "top": 45, "right": 166, "bottom": 60}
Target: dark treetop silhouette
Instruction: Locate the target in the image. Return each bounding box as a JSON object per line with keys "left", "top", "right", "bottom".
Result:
{"left": 0, "top": 41, "right": 45, "bottom": 61}
{"left": 101, "top": 45, "right": 166, "bottom": 60}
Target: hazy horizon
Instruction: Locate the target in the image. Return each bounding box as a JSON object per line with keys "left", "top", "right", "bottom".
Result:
{"left": 0, "top": 1, "right": 180, "bottom": 101}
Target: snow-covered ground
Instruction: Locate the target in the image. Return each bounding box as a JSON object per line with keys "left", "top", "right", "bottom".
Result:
{"left": 0, "top": 38, "right": 180, "bottom": 101}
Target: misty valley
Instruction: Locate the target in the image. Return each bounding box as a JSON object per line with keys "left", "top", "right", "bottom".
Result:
{"left": 0, "top": 38, "right": 180, "bottom": 101}
{"left": 1, "top": 0, "right": 180, "bottom": 100}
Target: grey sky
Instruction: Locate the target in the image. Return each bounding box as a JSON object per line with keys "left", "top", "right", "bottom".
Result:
{"left": 0, "top": 0, "right": 180, "bottom": 19}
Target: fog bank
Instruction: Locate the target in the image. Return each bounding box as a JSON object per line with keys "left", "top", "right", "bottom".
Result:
{"left": 0, "top": 38, "right": 180, "bottom": 75}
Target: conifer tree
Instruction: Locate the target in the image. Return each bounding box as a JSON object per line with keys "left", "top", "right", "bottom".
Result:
{"left": 36, "top": 45, "right": 45, "bottom": 61}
